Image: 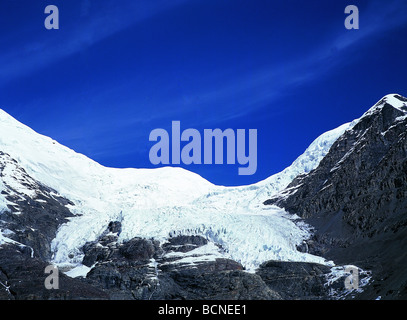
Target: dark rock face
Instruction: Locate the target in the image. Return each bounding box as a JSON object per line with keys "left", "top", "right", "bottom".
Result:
{"left": 107, "top": 221, "right": 122, "bottom": 234}
{"left": 162, "top": 235, "right": 208, "bottom": 253}
{"left": 80, "top": 226, "right": 283, "bottom": 300}
{"left": 0, "top": 151, "right": 74, "bottom": 260}
{"left": 162, "top": 269, "right": 281, "bottom": 300}
{"left": 0, "top": 152, "right": 109, "bottom": 299}
{"left": 256, "top": 261, "right": 332, "bottom": 300}
{"left": 267, "top": 100, "right": 407, "bottom": 225}
{"left": 265, "top": 95, "right": 407, "bottom": 299}
{"left": 0, "top": 244, "right": 108, "bottom": 300}
{"left": 119, "top": 238, "right": 162, "bottom": 261}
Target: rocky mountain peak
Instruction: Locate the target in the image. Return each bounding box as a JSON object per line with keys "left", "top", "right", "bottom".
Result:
{"left": 2, "top": 94, "right": 407, "bottom": 300}
{"left": 264, "top": 94, "right": 407, "bottom": 299}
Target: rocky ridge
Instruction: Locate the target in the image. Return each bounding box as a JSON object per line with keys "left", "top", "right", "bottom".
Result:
{"left": 265, "top": 94, "right": 407, "bottom": 299}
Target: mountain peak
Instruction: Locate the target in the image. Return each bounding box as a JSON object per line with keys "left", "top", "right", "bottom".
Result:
{"left": 365, "top": 93, "right": 407, "bottom": 116}
{"left": 343, "top": 94, "right": 407, "bottom": 133}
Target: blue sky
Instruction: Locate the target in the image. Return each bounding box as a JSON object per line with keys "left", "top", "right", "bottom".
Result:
{"left": 1, "top": 0, "right": 407, "bottom": 186}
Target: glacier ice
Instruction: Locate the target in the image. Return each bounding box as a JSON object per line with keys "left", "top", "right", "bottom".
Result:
{"left": 0, "top": 107, "right": 351, "bottom": 271}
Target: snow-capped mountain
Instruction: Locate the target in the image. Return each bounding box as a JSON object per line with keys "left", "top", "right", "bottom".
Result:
{"left": 0, "top": 105, "right": 348, "bottom": 272}
{"left": 266, "top": 93, "right": 407, "bottom": 299}
{"left": 1, "top": 93, "right": 405, "bottom": 300}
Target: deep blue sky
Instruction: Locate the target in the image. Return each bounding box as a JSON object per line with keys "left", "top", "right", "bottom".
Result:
{"left": 1, "top": 0, "right": 406, "bottom": 186}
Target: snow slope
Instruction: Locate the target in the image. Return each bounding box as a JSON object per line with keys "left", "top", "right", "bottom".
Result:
{"left": 0, "top": 107, "right": 353, "bottom": 271}
{"left": 194, "top": 121, "right": 351, "bottom": 213}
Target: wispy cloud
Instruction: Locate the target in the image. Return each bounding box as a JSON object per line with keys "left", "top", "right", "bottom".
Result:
{"left": 50, "top": 0, "right": 407, "bottom": 140}
{"left": 169, "top": 0, "right": 407, "bottom": 124}
{"left": 5, "top": 0, "right": 407, "bottom": 151}
{"left": 0, "top": 0, "right": 188, "bottom": 86}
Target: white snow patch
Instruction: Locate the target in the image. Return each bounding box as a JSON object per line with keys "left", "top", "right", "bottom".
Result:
{"left": 64, "top": 264, "right": 92, "bottom": 278}
{"left": 163, "top": 242, "right": 224, "bottom": 267}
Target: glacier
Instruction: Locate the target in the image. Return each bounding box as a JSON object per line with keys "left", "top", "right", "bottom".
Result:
{"left": 0, "top": 107, "right": 352, "bottom": 272}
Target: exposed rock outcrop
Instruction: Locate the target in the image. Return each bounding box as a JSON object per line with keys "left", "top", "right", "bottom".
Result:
{"left": 265, "top": 94, "right": 407, "bottom": 299}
